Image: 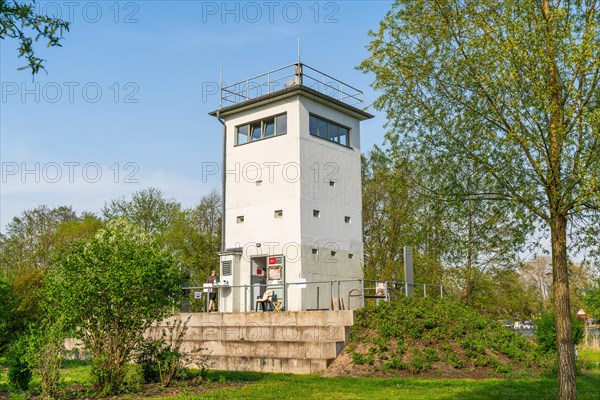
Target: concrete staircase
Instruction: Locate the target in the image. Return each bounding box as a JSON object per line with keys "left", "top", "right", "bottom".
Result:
{"left": 156, "top": 311, "right": 355, "bottom": 374}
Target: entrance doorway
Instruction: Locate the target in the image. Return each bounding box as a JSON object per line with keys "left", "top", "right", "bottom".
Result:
{"left": 251, "top": 256, "right": 267, "bottom": 310}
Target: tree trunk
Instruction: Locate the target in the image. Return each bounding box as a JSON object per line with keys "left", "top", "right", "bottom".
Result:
{"left": 551, "top": 214, "right": 577, "bottom": 400}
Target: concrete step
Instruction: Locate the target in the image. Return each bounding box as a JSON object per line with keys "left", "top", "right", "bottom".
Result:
{"left": 198, "top": 355, "right": 333, "bottom": 374}
{"left": 160, "top": 310, "right": 355, "bottom": 328}
{"left": 181, "top": 340, "right": 344, "bottom": 359}
{"left": 162, "top": 324, "right": 350, "bottom": 343}
{"left": 148, "top": 310, "right": 356, "bottom": 374}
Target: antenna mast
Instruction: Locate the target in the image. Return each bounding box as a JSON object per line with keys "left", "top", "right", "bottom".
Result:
{"left": 296, "top": 38, "right": 303, "bottom": 85}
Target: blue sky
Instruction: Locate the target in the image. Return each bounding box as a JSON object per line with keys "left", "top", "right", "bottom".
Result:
{"left": 0, "top": 0, "right": 393, "bottom": 229}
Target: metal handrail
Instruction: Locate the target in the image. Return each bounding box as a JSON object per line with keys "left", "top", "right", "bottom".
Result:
{"left": 219, "top": 62, "right": 365, "bottom": 110}
{"left": 182, "top": 278, "right": 443, "bottom": 312}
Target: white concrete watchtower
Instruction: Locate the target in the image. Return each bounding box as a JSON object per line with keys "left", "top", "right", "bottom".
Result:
{"left": 210, "top": 62, "right": 373, "bottom": 312}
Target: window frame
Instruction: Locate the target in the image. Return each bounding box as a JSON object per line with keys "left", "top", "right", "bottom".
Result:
{"left": 309, "top": 114, "right": 351, "bottom": 147}
{"left": 235, "top": 112, "right": 287, "bottom": 146}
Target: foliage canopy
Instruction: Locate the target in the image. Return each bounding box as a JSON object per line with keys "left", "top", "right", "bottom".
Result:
{"left": 49, "top": 218, "right": 184, "bottom": 394}
{"left": 360, "top": 1, "right": 599, "bottom": 397}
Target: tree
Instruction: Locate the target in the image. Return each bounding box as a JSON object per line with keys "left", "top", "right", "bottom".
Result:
{"left": 161, "top": 191, "right": 222, "bottom": 286}
{"left": 360, "top": 1, "right": 600, "bottom": 398}
{"left": 49, "top": 219, "right": 183, "bottom": 395}
{"left": 0, "top": 0, "right": 69, "bottom": 75}
{"left": 520, "top": 256, "right": 554, "bottom": 313}
{"left": 102, "top": 188, "right": 182, "bottom": 234}
{"left": 0, "top": 205, "right": 78, "bottom": 275}
{"left": 362, "top": 145, "right": 530, "bottom": 303}
{"left": 583, "top": 277, "right": 600, "bottom": 320}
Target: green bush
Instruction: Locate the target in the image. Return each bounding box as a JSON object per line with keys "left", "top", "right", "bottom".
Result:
{"left": 444, "top": 349, "right": 464, "bottom": 369}
{"left": 135, "top": 339, "right": 164, "bottom": 384}
{"left": 7, "top": 339, "right": 32, "bottom": 391}
{"left": 408, "top": 349, "right": 432, "bottom": 373}
{"left": 124, "top": 364, "right": 144, "bottom": 392}
{"left": 496, "top": 363, "right": 513, "bottom": 374}
{"left": 383, "top": 358, "right": 406, "bottom": 370}
{"left": 535, "top": 312, "right": 584, "bottom": 354}
{"left": 352, "top": 351, "right": 375, "bottom": 366}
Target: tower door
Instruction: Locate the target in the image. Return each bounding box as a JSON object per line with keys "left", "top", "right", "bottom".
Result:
{"left": 250, "top": 256, "right": 267, "bottom": 309}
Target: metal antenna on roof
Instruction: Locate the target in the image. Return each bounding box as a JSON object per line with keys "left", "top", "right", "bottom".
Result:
{"left": 296, "top": 37, "right": 303, "bottom": 85}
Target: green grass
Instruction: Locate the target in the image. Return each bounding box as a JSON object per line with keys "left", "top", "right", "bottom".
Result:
{"left": 143, "top": 370, "right": 600, "bottom": 400}
{"left": 1, "top": 360, "right": 599, "bottom": 399}
{"left": 579, "top": 348, "right": 600, "bottom": 366}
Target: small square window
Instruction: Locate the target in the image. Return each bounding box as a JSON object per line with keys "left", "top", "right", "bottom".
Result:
{"left": 236, "top": 216, "right": 244, "bottom": 223}
{"left": 256, "top": 180, "right": 262, "bottom": 186}
{"left": 274, "top": 210, "right": 283, "bottom": 218}
{"left": 348, "top": 254, "right": 354, "bottom": 259}
{"left": 313, "top": 210, "right": 320, "bottom": 218}
{"left": 311, "top": 248, "right": 318, "bottom": 255}
{"left": 329, "top": 181, "right": 336, "bottom": 187}
{"left": 345, "top": 216, "right": 351, "bottom": 224}
{"left": 330, "top": 251, "right": 337, "bottom": 257}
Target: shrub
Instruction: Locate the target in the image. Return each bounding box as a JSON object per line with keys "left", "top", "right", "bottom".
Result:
{"left": 535, "top": 312, "right": 584, "bottom": 354}
{"left": 7, "top": 339, "right": 32, "bottom": 391}
{"left": 352, "top": 352, "right": 365, "bottom": 365}
{"left": 408, "top": 349, "right": 432, "bottom": 373}
{"left": 124, "top": 364, "right": 144, "bottom": 392}
{"left": 135, "top": 317, "right": 197, "bottom": 387}
{"left": 48, "top": 219, "right": 184, "bottom": 395}
{"left": 444, "top": 349, "right": 464, "bottom": 369}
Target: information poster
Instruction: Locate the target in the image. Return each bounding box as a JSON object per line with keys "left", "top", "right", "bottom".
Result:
{"left": 268, "top": 256, "right": 283, "bottom": 281}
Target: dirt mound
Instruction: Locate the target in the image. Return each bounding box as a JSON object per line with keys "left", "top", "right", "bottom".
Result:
{"left": 324, "top": 297, "right": 551, "bottom": 378}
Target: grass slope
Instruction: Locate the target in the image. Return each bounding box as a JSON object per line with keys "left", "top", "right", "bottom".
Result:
{"left": 341, "top": 297, "right": 552, "bottom": 377}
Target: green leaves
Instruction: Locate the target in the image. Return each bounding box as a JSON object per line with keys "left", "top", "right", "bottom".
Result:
{"left": 49, "top": 219, "right": 184, "bottom": 395}
{"left": 360, "top": 2, "right": 599, "bottom": 395}
{"left": 1, "top": 0, "right": 70, "bottom": 76}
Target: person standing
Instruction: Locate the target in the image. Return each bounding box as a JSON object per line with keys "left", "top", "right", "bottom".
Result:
{"left": 207, "top": 270, "right": 218, "bottom": 312}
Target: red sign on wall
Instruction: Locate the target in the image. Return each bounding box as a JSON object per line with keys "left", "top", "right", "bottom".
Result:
{"left": 269, "top": 256, "right": 283, "bottom": 265}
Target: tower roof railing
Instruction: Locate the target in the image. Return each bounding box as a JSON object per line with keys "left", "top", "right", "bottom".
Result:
{"left": 220, "top": 62, "right": 365, "bottom": 110}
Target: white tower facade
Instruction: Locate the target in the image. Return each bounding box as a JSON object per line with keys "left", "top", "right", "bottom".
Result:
{"left": 211, "top": 63, "right": 373, "bottom": 311}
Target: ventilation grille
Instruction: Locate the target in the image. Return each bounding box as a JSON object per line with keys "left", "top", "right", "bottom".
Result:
{"left": 221, "top": 261, "right": 232, "bottom": 276}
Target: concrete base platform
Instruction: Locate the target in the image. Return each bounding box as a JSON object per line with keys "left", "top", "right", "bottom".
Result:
{"left": 152, "top": 310, "right": 355, "bottom": 374}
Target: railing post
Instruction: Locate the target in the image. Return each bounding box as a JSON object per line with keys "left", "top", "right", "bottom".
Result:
{"left": 329, "top": 280, "right": 333, "bottom": 310}
{"left": 361, "top": 279, "right": 365, "bottom": 308}
{"left": 316, "top": 286, "right": 320, "bottom": 310}
{"left": 405, "top": 282, "right": 409, "bottom": 298}
{"left": 267, "top": 72, "right": 270, "bottom": 95}
{"left": 246, "top": 79, "right": 249, "bottom": 99}
{"left": 423, "top": 284, "right": 427, "bottom": 297}
{"left": 440, "top": 285, "right": 443, "bottom": 298}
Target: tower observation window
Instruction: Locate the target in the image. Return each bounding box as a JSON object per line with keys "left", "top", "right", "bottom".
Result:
{"left": 309, "top": 114, "right": 350, "bottom": 146}
{"left": 235, "top": 113, "right": 287, "bottom": 145}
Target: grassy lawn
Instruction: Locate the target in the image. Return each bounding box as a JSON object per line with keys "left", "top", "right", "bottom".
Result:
{"left": 144, "top": 370, "right": 600, "bottom": 400}
{"left": 580, "top": 347, "right": 600, "bottom": 366}
{"left": 1, "top": 356, "right": 599, "bottom": 399}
